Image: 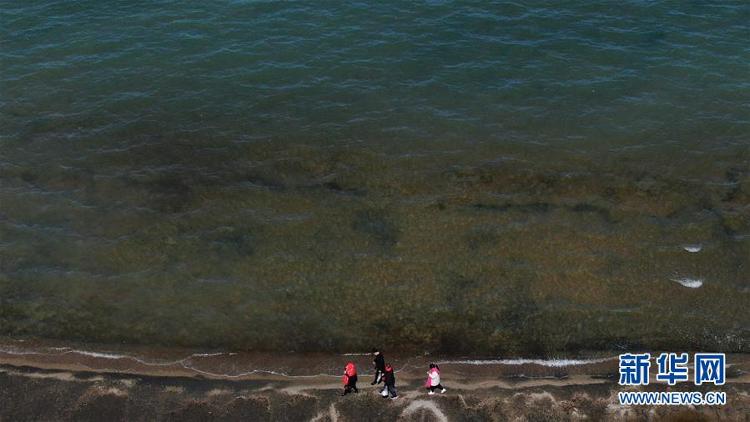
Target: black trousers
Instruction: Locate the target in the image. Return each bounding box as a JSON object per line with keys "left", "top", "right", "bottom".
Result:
{"left": 380, "top": 384, "right": 397, "bottom": 398}
{"left": 343, "top": 375, "right": 358, "bottom": 395}
{"left": 428, "top": 384, "right": 444, "bottom": 392}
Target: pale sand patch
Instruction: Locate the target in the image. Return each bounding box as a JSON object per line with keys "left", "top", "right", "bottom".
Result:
{"left": 523, "top": 391, "right": 556, "bottom": 402}
{"left": 76, "top": 385, "right": 129, "bottom": 406}
{"left": 401, "top": 399, "right": 448, "bottom": 422}
{"left": 119, "top": 378, "right": 137, "bottom": 388}
{"left": 0, "top": 367, "right": 103, "bottom": 382}
{"left": 311, "top": 403, "right": 339, "bottom": 422}
{"left": 457, "top": 393, "right": 468, "bottom": 408}
{"left": 100, "top": 387, "right": 127, "bottom": 397}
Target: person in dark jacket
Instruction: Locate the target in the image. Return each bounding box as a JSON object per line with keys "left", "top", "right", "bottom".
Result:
{"left": 379, "top": 364, "right": 398, "bottom": 399}
{"left": 371, "top": 349, "right": 385, "bottom": 385}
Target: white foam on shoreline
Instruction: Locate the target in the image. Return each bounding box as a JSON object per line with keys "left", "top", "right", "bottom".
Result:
{"left": 68, "top": 350, "right": 131, "bottom": 360}
{"left": 180, "top": 364, "right": 337, "bottom": 379}
{"left": 65, "top": 349, "right": 228, "bottom": 362}
{"left": 436, "top": 357, "right": 615, "bottom": 367}
{"left": 0, "top": 348, "right": 48, "bottom": 356}
{"left": 67, "top": 349, "right": 194, "bottom": 366}
{"left": 0, "top": 345, "right": 339, "bottom": 378}
{"left": 1, "top": 344, "right": 612, "bottom": 377}
{"left": 0, "top": 347, "right": 215, "bottom": 367}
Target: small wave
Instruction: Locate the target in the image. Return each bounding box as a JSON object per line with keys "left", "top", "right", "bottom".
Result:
{"left": 179, "top": 364, "right": 336, "bottom": 379}
{"left": 65, "top": 349, "right": 193, "bottom": 367}
{"left": 0, "top": 346, "right": 190, "bottom": 366}
{"left": 682, "top": 244, "right": 702, "bottom": 253}
{"left": 0, "top": 345, "right": 339, "bottom": 378}
{"left": 192, "top": 352, "right": 227, "bottom": 358}
{"left": 0, "top": 348, "right": 48, "bottom": 356}
{"left": 68, "top": 350, "right": 131, "bottom": 360}
{"left": 64, "top": 349, "right": 231, "bottom": 363}
{"left": 671, "top": 277, "right": 703, "bottom": 288}
{"left": 436, "top": 357, "right": 615, "bottom": 367}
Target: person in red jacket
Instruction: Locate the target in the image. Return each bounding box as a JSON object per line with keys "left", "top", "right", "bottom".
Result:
{"left": 342, "top": 362, "right": 359, "bottom": 396}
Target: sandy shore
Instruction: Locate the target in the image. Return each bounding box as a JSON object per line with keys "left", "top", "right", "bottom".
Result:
{"left": 1, "top": 339, "right": 749, "bottom": 421}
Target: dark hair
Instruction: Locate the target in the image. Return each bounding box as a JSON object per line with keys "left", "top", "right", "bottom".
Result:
{"left": 429, "top": 363, "right": 435, "bottom": 369}
{"left": 371, "top": 348, "right": 379, "bottom": 353}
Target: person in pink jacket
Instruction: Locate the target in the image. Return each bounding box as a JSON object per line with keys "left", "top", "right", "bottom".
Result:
{"left": 425, "top": 363, "right": 447, "bottom": 395}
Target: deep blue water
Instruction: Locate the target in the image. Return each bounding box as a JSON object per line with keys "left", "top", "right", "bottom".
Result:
{"left": 2, "top": 1, "right": 748, "bottom": 149}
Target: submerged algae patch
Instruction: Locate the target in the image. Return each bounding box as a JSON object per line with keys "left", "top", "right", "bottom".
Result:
{"left": 0, "top": 142, "right": 749, "bottom": 354}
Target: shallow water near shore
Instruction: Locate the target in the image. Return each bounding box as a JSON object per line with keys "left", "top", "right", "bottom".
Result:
{"left": 0, "top": 336, "right": 622, "bottom": 379}
{"left": 1, "top": 1, "right": 749, "bottom": 354}
{"left": 2, "top": 354, "right": 747, "bottom": 422}
{"left": 2, "top": 338, "right": 750, "bottom": 421}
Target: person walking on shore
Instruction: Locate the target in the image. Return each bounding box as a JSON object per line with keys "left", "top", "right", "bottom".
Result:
{"left": 371, "top": 348, "right": 385, "bottom": 385}
{"left": 425, "top": 363, "right": 446, "bottom": 395}
{"left": 380, "top": 364, "right": 398, "bottom": 399}
{"left": 342, "top": 362, "right": 358, "bottom": 396}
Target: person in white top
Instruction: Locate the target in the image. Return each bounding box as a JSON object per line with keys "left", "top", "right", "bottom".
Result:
{"left": 425, "top": 363, "right": 447, "bottom": 395}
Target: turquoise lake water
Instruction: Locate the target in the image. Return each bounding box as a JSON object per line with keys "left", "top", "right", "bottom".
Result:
{"left": 1, "top": 1, "right": 748, "bottom": 353}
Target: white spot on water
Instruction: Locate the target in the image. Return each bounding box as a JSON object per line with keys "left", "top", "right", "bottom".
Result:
{"left": 671, "top": 277, "right": 703, "bottom": 288}
{"left": 682, "top": 244, "right": 702, "bottom": 253}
